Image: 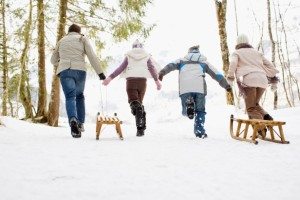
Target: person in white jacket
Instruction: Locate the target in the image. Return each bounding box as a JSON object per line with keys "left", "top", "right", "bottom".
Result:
{"left": 102, "top": 40, "right": 161, "bottom": 137}
{"left": 51, "top": 24, "right": 106, "bottom": 138}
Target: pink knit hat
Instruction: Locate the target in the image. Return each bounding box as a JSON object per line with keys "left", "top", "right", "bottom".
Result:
{"left": 132, "top": 39, "right": 143, "bottom": 48}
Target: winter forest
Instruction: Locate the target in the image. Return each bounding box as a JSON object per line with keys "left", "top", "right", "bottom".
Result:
{"left": 1, "top": 0, "right": 300, "bottom": 199}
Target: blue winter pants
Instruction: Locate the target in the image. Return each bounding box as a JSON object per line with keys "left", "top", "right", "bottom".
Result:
{"left": 180, "top": 92, "right": 206, "bottom": 135}
{"left": 59, "top": 69, "right": 86, "bottom": 125}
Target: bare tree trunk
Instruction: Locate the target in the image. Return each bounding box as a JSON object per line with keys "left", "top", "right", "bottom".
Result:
{"left": 0, "top": 0, "right": 8, "bottom": 116}
{"left": 19, "top": 0, "right": 34, "bottom": 119}
{"left": 277, "top": 39, "right": 293, "bottom": 107}
{"left": 278, "top": 46, "right": 293, "bottom": 107}
{"left": 293, "top": 39, "right": 300, "bottom": 101}
{"left": 258, "top": 25, "right": 268, "bottom": 106}
{"left": 0, "top": 113, "right": 3, "bottom": 125}
{"left": 36, "top": 0, "right": 47, "bottom": 121}
{"left": 278, "top": 4, "right": 295, "bottom": 106}
{"left": 8, "top": 98, "right": 13, "bottom": 116}
{"left": 273, "top": 1, "right": 292, "bottom": 108}
{"left": 233, "top": 0, "right": 239, "bottom": 37}
{"left": 215, "top": 0, "right": 234, "bottom": 105}
{"left": 47, "top": 0, "right": 68, "bottom": 126}
{"left": 267, "top": 0, "right": 279, "bottom": 110}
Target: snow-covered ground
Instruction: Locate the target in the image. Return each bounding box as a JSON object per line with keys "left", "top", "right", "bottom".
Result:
{"left": 1, "top": 100, "right": 300, "bottom": 199}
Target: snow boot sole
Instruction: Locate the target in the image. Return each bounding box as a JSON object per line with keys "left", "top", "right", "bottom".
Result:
{"left": 136, "top": 129, "right": 145, "bottom": 137}
{"left": 186, "top": 97, "right": 195, "bottom": 119}
{"left": 196, "top": 133, "right": 207, "bottom": 139}
{"left": 70, "top": 121, "right": 81, "bottom": 138}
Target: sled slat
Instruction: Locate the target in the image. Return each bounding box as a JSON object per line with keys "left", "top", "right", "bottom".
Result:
{"left": 96, "top": 114, "right": 123, "bottom": 140}
{"left": 229, "top": 115, "right": 289, "bottom": 145}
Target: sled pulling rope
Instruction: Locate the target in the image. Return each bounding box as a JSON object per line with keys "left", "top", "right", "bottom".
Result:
{"left": 229, "top": 114, "right": 289, "bottom": 145}
{"left": 96, "top": 84, "right": 123, "bottom": 140}
{"left": 96, "top": 112, "right": 123, "bottom": 140}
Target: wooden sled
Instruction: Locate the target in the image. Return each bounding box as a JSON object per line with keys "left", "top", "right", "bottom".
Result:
{"left": 230, "top": 115, "right": 289, "bottom": 145}
{"left": 96, "top": 113, "right": 123, "bottom": 140}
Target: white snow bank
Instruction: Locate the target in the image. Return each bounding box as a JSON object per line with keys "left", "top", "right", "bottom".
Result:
{"left": 1, "top": 105, "right": 300, "bottom": 200}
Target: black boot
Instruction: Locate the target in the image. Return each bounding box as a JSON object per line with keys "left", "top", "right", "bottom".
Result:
{"left": 136, "top": 128, "right": 145, "bottom": 137}
{"left": 130, "top": 100, "right": 141, "bottom": 116}
{"left": 136, "top": 109, "right": 146, "bottom": 136}
{"left": 130, "top": 101, "right": 146, "bottom": 136}
{"left": 185, "top": 97, "right": 195, "bottom": 119}
{"left": 70, "top": 118, "right": 81, "bottom": 138}
{"left": 263, "top": 114, "right": 273, "bottom": 120}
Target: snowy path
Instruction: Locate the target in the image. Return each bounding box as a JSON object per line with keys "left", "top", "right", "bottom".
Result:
{"left": 1, "top": 106, "right": 300, "bottom": 200}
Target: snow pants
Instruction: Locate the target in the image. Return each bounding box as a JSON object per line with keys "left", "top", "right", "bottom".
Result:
{"left": 180, "top": 92, "right": 206, "bottom": 135}
{"left": 126, "top": 78, "right": 147, "bottom": 130}
{"left": 243, "top": 87, "right": 268, "bottom": 120}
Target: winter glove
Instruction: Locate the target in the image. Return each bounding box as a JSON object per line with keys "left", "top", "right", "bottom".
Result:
{"left": 158, "top": 73, "right": 164, "bottom": 81}
{"left": 270, "top": 83, "right": 277, "bottom": 92}
{"left": 268, "top": 76, "right": 280, "bottom": 84}
{"left": 102, "top": 77, "right": 112, "bottom": 86}
{"left": 98, "top": 73, "right": 106, "bottom": 80}
{"left": 155, "top": 80, "right": 162, "bottom": 90}
{"left": 226, "top": 86, "right": 232, "bottom": 92}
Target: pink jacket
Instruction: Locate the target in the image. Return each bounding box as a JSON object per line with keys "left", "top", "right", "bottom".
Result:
{"left": 228, "top": 48, "right": 279, "bottom": 79}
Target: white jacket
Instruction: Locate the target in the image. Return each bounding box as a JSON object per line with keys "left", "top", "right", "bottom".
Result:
{"left": 120, "top": 48, "right": 159, "bottom": 78}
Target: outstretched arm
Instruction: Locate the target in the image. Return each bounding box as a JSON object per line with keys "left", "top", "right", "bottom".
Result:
{"left": 102, "top": 57, "right": 128, "bottom": 86}
{"left": 158, "top": 60, "right": 180, "bottom": 81}
{"left": 262, "top": 55, "right": 279, "bottom": 77}
{"left": 147, "top": 57, "right": 161, "bottom": 90}
{"left": 83, "top": 37, "right": 104, "bottom": 75}
{"left": 147, "top": 58, "right": 159, "bottom": 81}
{"left": 204, "top": 61, "right": 231, "bottom": 90}
{"left": 109, "top": 57, "right": 128, "bottom": 79}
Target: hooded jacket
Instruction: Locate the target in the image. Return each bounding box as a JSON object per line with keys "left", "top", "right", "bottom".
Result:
{"left": 120, "top": 48, "right": 159, "bottom": 78}
{"left": 159, "top": 52, "right": 230, "bottom": 95}
{"left": 228, "top": 47, "right": 279, "bottom": 88}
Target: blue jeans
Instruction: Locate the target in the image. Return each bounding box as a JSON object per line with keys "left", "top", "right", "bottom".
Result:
{"left": 180, "top": 93, "right": 206, "bottom": 135}
{"left": 59, "top": 69, "right": 86, "bottom": 124}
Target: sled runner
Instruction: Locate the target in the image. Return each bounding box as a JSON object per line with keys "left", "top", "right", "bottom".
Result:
{"left": 96, "top": 113, "right": 123, "bottom": 140}
{"left": 230, "top": 115, "right": 289, "bottom": 145}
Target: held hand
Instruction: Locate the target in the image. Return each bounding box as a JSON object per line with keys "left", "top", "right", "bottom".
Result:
{"left": 155, "top": 80, "right": 162, "bottom": 90}
{"left": 226, "top": 86, "right": 232, "bottom": 92}
{"left": 99, "top": 73, "right": 106, "bottom": 80}
{"left": 102, "top": 77, "right": 112, "bottom": 86}
{"left": 158, "top": 74, "right": 164, "bottom": 81}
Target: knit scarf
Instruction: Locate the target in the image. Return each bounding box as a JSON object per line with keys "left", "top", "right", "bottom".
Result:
{"left": 235, "top": 43, "right": 253, "bottom": 50}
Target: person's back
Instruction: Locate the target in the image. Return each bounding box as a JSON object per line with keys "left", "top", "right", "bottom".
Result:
{"left": 159, "top": 45, "right": 231, "bottom": 138}
{"left": 227, "top": 34, "right": 279, "bottom": 120}
{"left": 51, "top": 26, "right": 103, "bottom": 77}
{"left": 234, "top": 48, "right": 265, "bottom": 74}
{"left": 102, "top": 39, "right": 161, "bottom": 137}
{"left": 178, "top": 50, "right": 207, "bottom": 95}
{"left": 50, "top": 24, "right": 106, "bottom": 138}
{"left": 120, "top": 47, "right": 153, "bottom": 78}
{"left": 58, "top": 33, "right": 86, "bottom": 63}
